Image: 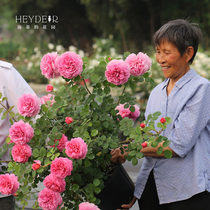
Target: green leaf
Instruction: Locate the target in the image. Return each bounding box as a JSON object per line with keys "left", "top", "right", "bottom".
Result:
{"left": 34, "top": 129, "right": 42, "bottom": 135}
{"left": 132, "top": 157, "right": 138, "bottom": 166}
{"left": 124, "top": 52, "right": 131, "bottom": 58}
{"left": 165, "top": 117, "right": 172, "bottom": 124}
{"left": 104, "top": 87, "right": 110, "bottom": 94}
{"left": 72, "top": 184, "right": 79, "bottom": 191}
{"left": 157, "top": 147, "right": 163, "bottom": 155}
{"left": 90, "top": 74, "right": 99, "bottom": 83}
{"left": 33, "top": 149, "right": 40, "bottom": 158}
{"left": 129, "top": 106, "right": 135, "bottom": 112}
{"left": 93, "top": 179, "right": 100, "bottom": 186}
{"left": 40, "top": 147, "right": 47, "bottom": 158}
{"left": 72, "top": 85, "right": 78, "bottom": 93}
{"left": 164, "top": 150, "right": 173, "bottom": 159}
{"left": 91, "top": 129, "right": 98, "bottom": 137}
{"left": 103, "top": 121, "right": 109, "bottom": 128}
{"left": 163, "top": 140, "right": 171, "bottom": 147}
{"left": 151, "top": 141, "right": 158, "bottom": 147}
{"left": 82, "top": 57, "right": 89, "bottom": 63}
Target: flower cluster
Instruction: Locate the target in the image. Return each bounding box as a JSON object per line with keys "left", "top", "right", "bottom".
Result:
{"left": 0, "top": 49, "right": 161, "bottom": 210}
{"left": 9, "top": 120, "right": 34, "bottom": 163}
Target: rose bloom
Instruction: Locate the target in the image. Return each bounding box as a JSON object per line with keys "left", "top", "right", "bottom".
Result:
{"left": 38, "top": 188, "right": 62, "bottom": 210}
{"left": 12, "top": 144, "right": 32, "bottom": 163}
{"left": 46, "top": 84, "right": 53, "bottom": 92}
{"left": 40, "top": 94, "right": 55, "bottom": 107}
{"left": 125, "top": 52, "right": 152, "bottom": 76}
{"left": 0, "top": 174, "right": 19, "bottom": 195}
{"left": 32, "top": 160, "right": 41, "bottom": 171}
{"left": 56, "top": 51, "right": 83, "bottom": 79}
{"left": 65, "top": 137, "right": 88, "bottom": 159}
{"left": 9, "top": 120, "right": 34, "bottom": 145}
{"left": 105, "top": 59, "right": 130, "bottom": 85}
{"left": 50, "top": 157, "right": 73, "bottom": 179}
{"left": 40, "top": 52, "right": 60, "bottom": 79}
{"left": 79, "top": 202, "right": 100, "bottom": 210}
{"left": 43, "top": 174, "right": 66, "bottom": 193}
{"left": 115, "top": 104, "right": 140, "bottom": 121}
{"left": 18, "top": 93, "right": 41, "bottom": 117}
{"left": 51, "top": 134, "right": 68, "bottom": 152}
{"left": 65, "top": 117, "right": 73, "bottom": 124}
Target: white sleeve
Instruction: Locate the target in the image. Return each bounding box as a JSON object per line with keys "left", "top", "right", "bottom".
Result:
{"left": 5, "top": 66, "right": 35, "bottom": 113}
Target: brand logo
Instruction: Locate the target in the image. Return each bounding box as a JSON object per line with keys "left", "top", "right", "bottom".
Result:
{"left": 15, "top": 15, "right": 59, "bottom": 30}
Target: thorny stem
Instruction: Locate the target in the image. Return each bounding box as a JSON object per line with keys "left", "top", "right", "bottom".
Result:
{"left": 117, "top": 86, "right": 126, "bottom": 105}
{"left": 82, "top": 76, "right": 91, "bottom": 95}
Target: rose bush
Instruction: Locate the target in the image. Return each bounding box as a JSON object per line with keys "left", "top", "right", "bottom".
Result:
{"left": 0, "top": 51, "right": 172, "bottom": 210}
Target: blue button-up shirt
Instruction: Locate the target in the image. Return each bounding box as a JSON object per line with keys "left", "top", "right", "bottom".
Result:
{"left": 134, "top": 68, "right": 210, "bottom": 204}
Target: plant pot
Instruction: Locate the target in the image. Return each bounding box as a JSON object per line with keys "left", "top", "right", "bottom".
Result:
{"left": 96, "top": 163, "right": 134, "bottom": 210}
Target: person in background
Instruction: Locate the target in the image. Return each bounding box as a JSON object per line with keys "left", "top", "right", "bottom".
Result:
{"left": 111, "top": 19, "right": 210, "bottom": 210}
{"left": 0, "top": 60, "right": 35, "bottom": 210}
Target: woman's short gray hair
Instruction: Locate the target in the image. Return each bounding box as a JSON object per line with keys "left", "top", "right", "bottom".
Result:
{"left": 153, "top": 19, "right": 202, "bottom": 64}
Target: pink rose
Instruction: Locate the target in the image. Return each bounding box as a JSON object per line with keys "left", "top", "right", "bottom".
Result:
{"left": 56, "top": 51, "right": 83, "bottom": 79}
{"left": 46, "top": 84, "right": 54, "bottom": 92}
{"left": 40, "top": 94, "right": 55, "bottom": 107}
{"left": 79, "top": 202, "right": 100, "bottom": 210}
{"left": 125, "top": 52, "right": 152, "bottom": 76}
{"left": 38, "top": 188, "right": 62, "bottom": 210}
{"left": 65, "top": 137, "right": 88, "bottom": 159}
{"left": 12, "top": 144, "right": 32, "bottom": 163}
{"left": 32, "top": 160, "right": 41, "bottom": 171}
{"left": 50, "top": 157, "right": 73, "bottom": 179}
{"left": 9, "top": 120, "right": 34, "bottom": 145}
{"left": 43, "top": 174, "right": 66, "bottom": 193}
{"left": 40, "top": 52, "right": 60, "bottom": 79}
{"left": 0, "top": 174, "right": 19, "bottom": 195}
{"left": 65, "top": 117, "right": 73, "bottom": 124}
{"left": 51, "top": 134, "right": 68, "bottom": 152}
{"left": 18, "top": 93, "right": 41, "bottom": 117}
{"left": 105, "top": 59, "right": 130, "bottom": 85}
{"left": 115, "top": 104, "right": 140, "bottom": 121}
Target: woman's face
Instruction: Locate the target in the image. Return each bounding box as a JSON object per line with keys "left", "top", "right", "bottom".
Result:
{"left": 155, "top": 40, "right": 190, "bottom": 83}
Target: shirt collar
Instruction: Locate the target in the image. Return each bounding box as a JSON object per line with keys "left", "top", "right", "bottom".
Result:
{"left": 161, "top": 68, "right": 197, "bottom": 90}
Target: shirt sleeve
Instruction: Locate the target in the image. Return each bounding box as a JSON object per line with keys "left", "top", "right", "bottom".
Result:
{"left": 5, "top": 66, "right": 35, "bottom": 113}
{"left": 168, "top": 82, "right": 210, "bottom": 158}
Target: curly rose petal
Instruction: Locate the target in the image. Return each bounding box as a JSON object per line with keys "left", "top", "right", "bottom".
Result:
{"left": 44, "top": 174, "right": 66, "bottom": 193}
{"left": 65, "top": 137, "right": 88, "bottom": 159}
{"left": 38, "top": 188, "right": 62, "bottom": 210}
{"left": 0, "top": 174, "right": 19, "bottom": 195}
{"left": 105, "top": 59, "right": 130, "bottom": 85}
{"left": 50, "top": 157, "right": 73, "bottom": 179}
{"left": 40, "top": 52, "right": 60, "bottom": 79}
{"left": 9, "top": 120, "right": 34, "bottom": 145}
{"left": 56, "top": 51, "right": 83, "bottom": 79}
{"left": 79, "top": 202, "right": 100, "bottom": 210}
{"left": 18, "top": 93, "right": 41, "bottom": 117}
{"left": 12, "top": 144, "right": 32, "bottom": 163}
{"left": 125, "top": 52, "right": 152, "bottom": 76}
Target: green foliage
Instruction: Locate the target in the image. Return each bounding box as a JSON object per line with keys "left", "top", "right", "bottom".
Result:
{"left": 0, "top": 51, "right": 172, "bottom": 210}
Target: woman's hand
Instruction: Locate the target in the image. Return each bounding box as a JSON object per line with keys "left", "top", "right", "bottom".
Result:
{"left": 117, "top": 197, "right": 137, "bottom": 210}
{"left": 110, "top": 148, "right": 126, "bottom": 164}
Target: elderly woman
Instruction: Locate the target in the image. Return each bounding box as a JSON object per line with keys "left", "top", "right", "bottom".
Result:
{"left": 111, "top": 19, "right": 210, "bottom": 210}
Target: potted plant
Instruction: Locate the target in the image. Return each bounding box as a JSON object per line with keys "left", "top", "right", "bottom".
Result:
{"left": 0, "top": 51, "right": 172, "bottom": 210}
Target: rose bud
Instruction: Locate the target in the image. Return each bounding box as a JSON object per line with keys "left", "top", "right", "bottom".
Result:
{"left": 108, "top": 57, "right": 112, "bottom": 61}
{"left": 140, "top": 123, "right": 145, "bottom": 128}
{"left": 32, "top": 160, "right": 41, "bottom": 171}
{"left": 46, "top": 84, "right": 54, "bottom": 92}
{"left": 160, "top": 117, "right": 166, "bottom": 124}
{"left": 65, "top": 117, "right": 73, "bottom": 124}
{"left": 141, "top": 142, "right": 147, "bottom": 148}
